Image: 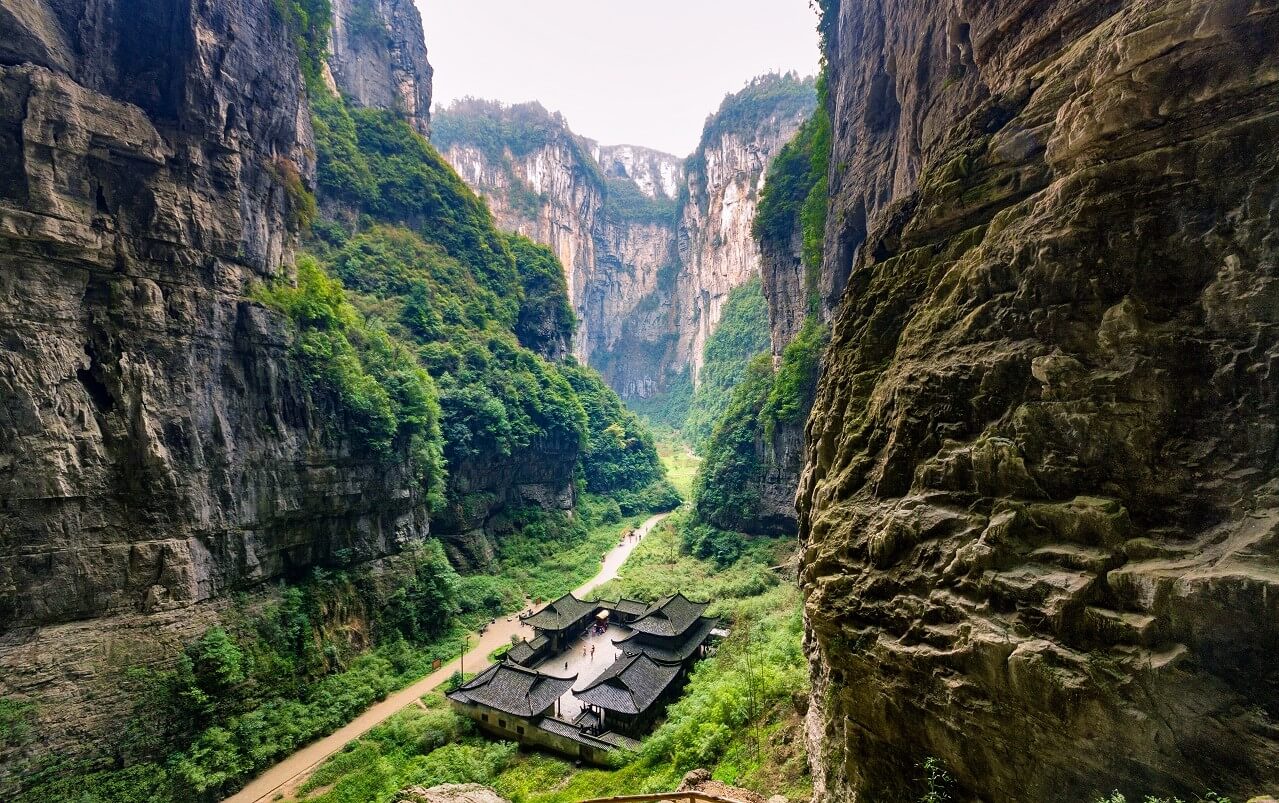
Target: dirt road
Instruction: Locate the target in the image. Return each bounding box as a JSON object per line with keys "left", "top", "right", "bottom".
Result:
{"left": 225, "top": 511, "right": 671, "bottom": 803}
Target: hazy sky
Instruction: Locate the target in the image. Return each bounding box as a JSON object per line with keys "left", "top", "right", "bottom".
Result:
{"left": 417, "top": 1, "right": 821, "bottom": 156}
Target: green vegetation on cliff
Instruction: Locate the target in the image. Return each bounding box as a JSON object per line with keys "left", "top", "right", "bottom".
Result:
{"left": 754, "top": 78, "right": 831, "bottom": 311}
{"left": 685, "top": 73, "right": 817, "bottom": 208}
{"left": 682, "top": 277, "right": 772, "bottom": 448}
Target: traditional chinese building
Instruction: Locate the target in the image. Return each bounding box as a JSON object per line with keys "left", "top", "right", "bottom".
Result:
{"left": 573, "top": 652, "right": 683, "bottom": 736}
{"left": 612, "top": 593, "right": 719, "bottom": 667}
{"left": 456, "top": 591, "right": 720, "bottom": 763}
{"left": 446, "top": 660, "right": 576, "bottom": 740}
{"left": 520, "top": 592, "right": 597, "bottom": 651}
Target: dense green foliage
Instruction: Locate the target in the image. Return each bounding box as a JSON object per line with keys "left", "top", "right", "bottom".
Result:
{"left": 561, "top": 363, "right": 681, "bottom": 513}
{"left": 753, "top": 80, "right": 831, "bottom": 315}
{"left": 273, "top": 0, "right": 332, "bottom": 82}
{"left": 692, "top": 356, "right": 775, "bottom": 530}
{"left": 685, "top": 73, "right": 817, "bottom": 207}
{"left": 302, "top": 88, "right": 670, "bottom": 521}
{"left": 602, "top": 176, "right": 680, "bottom": 225}
{"left": 693, "top": 316, "right": 826, "bottom": 533}
{"left": 683, "top": 278, "right": 772, "bottom": 449}
{"left": 762, "top": 316, "right": 826, "bottom": 434}
{"left": 17, "top": 544, "right": 482, "bottom": 802}
{"left": 626, "top": 368, "right": 694, "bottom": 433}
{"left": 508, "top": 234, "right": 577, "bottom": 356}
{"left": 254, "top": 255, "right": 446, "bottom": 499}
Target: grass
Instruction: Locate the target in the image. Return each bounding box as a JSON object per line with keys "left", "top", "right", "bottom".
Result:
{"left": 656, "top": 437, "right": 701, "bottom": 501}
{"left": 285, "top": 511, "right": 810, "bottom": 803}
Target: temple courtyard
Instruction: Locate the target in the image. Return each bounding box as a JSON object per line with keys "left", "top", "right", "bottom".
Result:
{"left": 447, "top": 593, "right": 723, "bottom": 764}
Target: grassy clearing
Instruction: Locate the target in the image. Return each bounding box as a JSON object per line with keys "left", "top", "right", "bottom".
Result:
{"left": 656, "top": 437, "right": 701, "bottom": 501}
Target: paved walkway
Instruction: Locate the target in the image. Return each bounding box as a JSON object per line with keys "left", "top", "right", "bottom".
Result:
{"left": 540, "top": 623, "right": 628, "bottom": 720}
{"left": 225, "top": 511, "right": 669, "bottom": 803}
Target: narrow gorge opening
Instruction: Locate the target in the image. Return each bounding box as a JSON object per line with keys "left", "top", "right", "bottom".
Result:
{"left": 1, "top": 2, "right": 1277, "bottom": 803}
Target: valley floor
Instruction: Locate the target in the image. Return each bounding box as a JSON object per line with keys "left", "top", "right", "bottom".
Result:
{"left": 274, "top": 513, "right": 810, "bottom": 803}
{"left": 228, "top": 514, "right": 673, "bottom": 803}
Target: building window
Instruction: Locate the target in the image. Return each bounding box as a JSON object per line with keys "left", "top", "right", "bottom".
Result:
{"left": 482, "top": 714, "right": 488, "bottom": 722}
{"left": 499, "top": 719, "right": 507, "bottom": 728}
{"left": 517, "top": 726, "right": 525, "bottom": 735}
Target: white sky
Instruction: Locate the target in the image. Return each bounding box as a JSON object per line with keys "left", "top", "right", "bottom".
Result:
{"left": 416, "top": 0, "right": 821, "bottom": 156}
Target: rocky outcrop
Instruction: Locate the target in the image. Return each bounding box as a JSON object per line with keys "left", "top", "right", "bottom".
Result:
{"left": 325, "top": 0, "right": 432, "bottom": 136}
{"left": 395, "top": 783, "right": 509, "bottom": 803}
{"left": 437, "top": 76, "right": 815, "bottom": 400}
{"left": 799, "top": 1, "right": 1279, "bottom": 801}
{"left": 436, "top": 100, "right": 681, "bottom": 379}
{"left": 0, "top": 0, "right": 427, "bottom": 780}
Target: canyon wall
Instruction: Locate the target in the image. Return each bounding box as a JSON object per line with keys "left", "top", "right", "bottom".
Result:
{"left": 0, "top": 0, "right": 433, "bottom": 776}
{"left": 435, "top": 101, "right": 681, "bottom": 376}
{"left": 325, "top": 0, "right": 433, "bottom": 136}
{"left": 436, "top": 75, "right": 815, "bottom": 400}
{"left": 798, "top": 0, "right": 1279, "bottom": 800}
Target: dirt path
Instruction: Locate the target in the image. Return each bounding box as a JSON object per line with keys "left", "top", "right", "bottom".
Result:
{"left": 225, "top": 511, "right": 671, "bottom": 803}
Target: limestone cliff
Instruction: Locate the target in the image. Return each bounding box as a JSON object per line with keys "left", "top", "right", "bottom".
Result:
{"left": 799, "top": 0, "right": 1279, "bottom": 800}
{"left": 436, "top": 75, "right": 816, "bottom": 400}
{"left": 0, "top": 0, "right": 433, "bottom": 777}
{"left": 435, "top": 100, "right": 681, "bottom": 377}
{"left": 325, "top": 0, "right": 432, "bottom": 136}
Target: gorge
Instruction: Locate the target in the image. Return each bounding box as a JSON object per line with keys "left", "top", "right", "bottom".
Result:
{"left": 1, "top": 0, "right": 1277, "bottom": 802}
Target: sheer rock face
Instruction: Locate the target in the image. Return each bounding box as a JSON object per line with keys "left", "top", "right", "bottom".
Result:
{"left": 757, "top": 218, "right": 810, "bottom": 533}
{"left": 0, "top": 0, "right": 427, "bottom": 778}
{"left": 611, "top": 114, "right": 814, "bottom": 398}
{"left": 326, "top": 0, "right": 432, "bottom": 136}
{"left": 439, "top": 98, "right": 810, "bottom": 400}
{"left": 441, "top": 134, "right": 681, "bottom": 377}
{"left": 799, "top": 0, "right": 1279, "bottom": 800}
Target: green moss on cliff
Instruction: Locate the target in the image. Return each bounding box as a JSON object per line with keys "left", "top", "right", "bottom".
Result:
{"left": 683, "top": 277, "right": 772, "bottom": 449}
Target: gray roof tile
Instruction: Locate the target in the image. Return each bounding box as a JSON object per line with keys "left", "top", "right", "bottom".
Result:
{"left": 522, "top": 593, "right": 597, "bottom": 631}
{"left": 447, "top": 660, "right": 576, "bottom": 717}
{"left": 573, "top": 653, "right": 680, "bottom": 715}
{"left": 626, "top": 593, "right": 709, "bottom": 637}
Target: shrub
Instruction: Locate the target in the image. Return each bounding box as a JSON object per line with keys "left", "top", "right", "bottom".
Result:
{"left": 683, "top": 278, "right": 771, "bottom": 449}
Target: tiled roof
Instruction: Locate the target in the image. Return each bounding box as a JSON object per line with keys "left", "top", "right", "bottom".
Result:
{"left": 506, "top": 640, "right": 537, "bottom": 666}
{"left": 536, "top": 716, "right": 618, "bottom": 750}
{"left": 603, "top": 598, "right": 649, "bottom": 617}
{"left": 626, "top": 593, "right": 709, "bottom": 638}
{"left": 616, "top": 616, "right": 718, "bottom": 664}
{"left": 522, "top": 593, "right": 598, "bottom": 631}
{"left": 447, "top": 660, "right": 575, "bottom": 718}
{"left": 573, "top": 653, "right": 680, "bottom": 715}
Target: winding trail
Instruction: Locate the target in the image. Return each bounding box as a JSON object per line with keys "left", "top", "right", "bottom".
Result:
{"left": 225, "top": 511, "right": 672, "bottom": 803}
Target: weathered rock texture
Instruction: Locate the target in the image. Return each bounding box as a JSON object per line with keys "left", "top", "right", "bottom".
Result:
{"left": 0, "top": 0, "right": 429, "bottom": 779}
{"left": 437, "top": 102, "right": 682, "bottom": 378}
{"left": 394, "top": 783, "right": 510, "bottom": 803}
{"left": 325, "top": 0, "right": 432, "bottom": 136}
{"left": 799, "top": 0, "right": 1279, "bottom": 801}
{"left": 437, "top": 77, "right": 814, "bottom": 400}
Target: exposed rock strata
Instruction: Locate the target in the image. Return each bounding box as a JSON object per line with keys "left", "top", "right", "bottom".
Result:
{"left": 439, "top": 113, "right": 681, "bottom": 375}
{"left": 799, "top": 1, "right": 1279, "bottom": 800}
{"left": 0, "top": 0, "right": 430, "bottom": 780}
{"left": 437, "top": 79, "right": 814, "bottom": 399}
{"left": 326, "top": 0, "right": 432, "bottom": 136}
